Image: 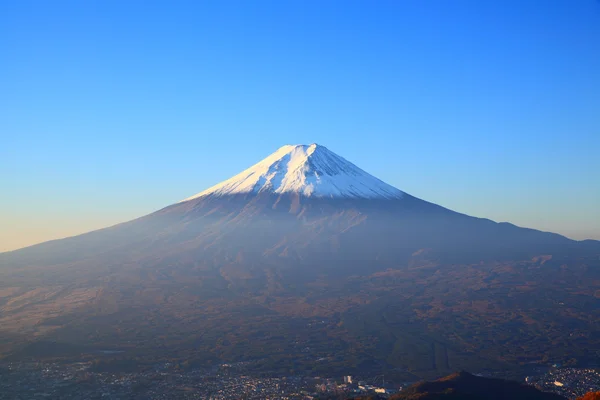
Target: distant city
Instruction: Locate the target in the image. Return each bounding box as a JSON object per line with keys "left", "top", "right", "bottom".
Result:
{"left": 0, "top": 360, "right": 398, "bottom": 399}
{"left": 1, "top": 361, "right": 598, "bottom": 399}
{"left": 526, "top": 368, "right": 600, "bottom": 399}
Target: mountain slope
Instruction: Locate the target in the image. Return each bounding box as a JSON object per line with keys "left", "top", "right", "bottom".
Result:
{"left": 349, "top": 371, "right": 566, "bottom": 400}
{"left": 0, "top": 191, "right": 583, "bottom": 283}
{"left": 0, "top": 144, "right": 599, "bottom": 377}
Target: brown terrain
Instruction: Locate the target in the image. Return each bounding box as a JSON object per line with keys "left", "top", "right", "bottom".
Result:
{"left": 0, "top": 192, "right": 599, "bottom": 379}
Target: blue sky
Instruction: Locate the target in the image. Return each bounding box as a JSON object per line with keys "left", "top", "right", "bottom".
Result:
{"left": 1, "top": 0, "right": 599, "bottom": 251}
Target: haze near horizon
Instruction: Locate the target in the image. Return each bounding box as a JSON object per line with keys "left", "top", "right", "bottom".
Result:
{"left": 1, "top": 0, "right": 599, "bottom": 251}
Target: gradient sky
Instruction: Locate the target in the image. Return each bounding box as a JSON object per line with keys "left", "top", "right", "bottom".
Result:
{"left": 1, "top": 0, "right": 600, "bottom": 252}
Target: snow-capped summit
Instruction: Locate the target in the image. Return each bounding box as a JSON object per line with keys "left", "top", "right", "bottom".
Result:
{"left": 180, "top": 144, "right": 405, "bottom": 202}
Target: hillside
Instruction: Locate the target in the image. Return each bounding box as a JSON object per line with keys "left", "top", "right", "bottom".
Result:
{"left": 0, "top": 144, "right": 599, "bottom": 378}
{"left": 347, "top": 372, "right": 566, "bottom": 400}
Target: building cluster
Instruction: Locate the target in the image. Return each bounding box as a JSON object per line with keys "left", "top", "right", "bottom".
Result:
{"left": 0, "top": 362, "right": 400, "bottom": 399}
{"left": 315, "top": 375, "right": 400, "bottom": 397}
{"left": 525, "top": 367, "right": 600, "bottom": 399}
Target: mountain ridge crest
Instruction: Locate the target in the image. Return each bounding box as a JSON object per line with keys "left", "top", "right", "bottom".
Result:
{"left": 180, "top": 143, "right": 405, "bottom": 202}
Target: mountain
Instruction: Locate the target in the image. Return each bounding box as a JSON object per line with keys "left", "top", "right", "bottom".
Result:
{"left": 347, "top": 371, "right": 567, "bottom": 400}
{"left": 0, "top": 144, "right": 599, "bottom": 378}
{"left": 182, "top": 143, "right": 405, "bottom": 200}
{"left": 393, "top": 371, "right": 566, "bottom": 400}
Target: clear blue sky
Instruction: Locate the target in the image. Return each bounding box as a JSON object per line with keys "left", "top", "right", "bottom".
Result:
{"left": 1, "top": 0, "right": 599, "bottom": 251}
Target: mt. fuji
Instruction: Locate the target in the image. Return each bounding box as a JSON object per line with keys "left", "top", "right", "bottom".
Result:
{"left": 182, "top": 144, "right": 404, "bottom": 201}
{"left": 0, "top": 144, "right": 599, "bottom": 378}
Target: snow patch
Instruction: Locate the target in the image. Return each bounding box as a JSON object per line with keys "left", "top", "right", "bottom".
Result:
{"left": 180, "top": 144, "right": 404, "bottom": 202}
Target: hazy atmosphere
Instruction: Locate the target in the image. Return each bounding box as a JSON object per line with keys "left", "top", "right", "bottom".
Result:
{"left": 2, "top": 1, "right": 600, "bottom": 251}
{"left": 2, "top": 2, "right": 600, "bottom": 400}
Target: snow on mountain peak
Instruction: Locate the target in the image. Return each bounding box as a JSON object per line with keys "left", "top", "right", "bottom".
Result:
{"left": 180, "top": 144, "right": 404, "bottom": 202}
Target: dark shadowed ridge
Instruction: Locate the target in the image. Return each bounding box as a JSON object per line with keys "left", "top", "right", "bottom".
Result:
{"left": 347, "top": 371, "right": 566, "bottom": 400}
